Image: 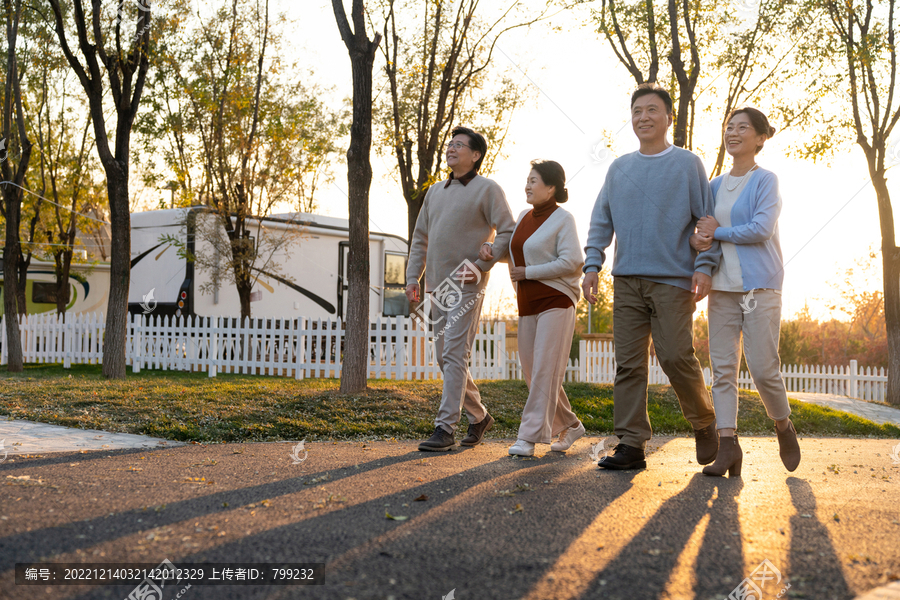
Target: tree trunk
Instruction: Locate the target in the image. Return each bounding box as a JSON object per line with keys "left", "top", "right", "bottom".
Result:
{"left": 55, "top": 250, "right": 73, "bottom": 316}
{"left": 15, "top": 251, "right": 29, "bottom": 316}
{"left": 340, "top": 53, "right": 376, "bottom": 394}
{"left": 871, "top": 173, "right": 900, "bottom": 405}
{"left": 101, "top": 172, "right": 131, "bottom": 379}
{"left": 2, "top": 198, "right": 22, "bottom": 372}
{"left": 333, "top": 0, "right": 381, "bottom": 394}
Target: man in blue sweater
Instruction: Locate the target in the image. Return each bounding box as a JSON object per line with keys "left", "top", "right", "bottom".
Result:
{"left": 582, "top": 84, "right": 722, "bottom": 470}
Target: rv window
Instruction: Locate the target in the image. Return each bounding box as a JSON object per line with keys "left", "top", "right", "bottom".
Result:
{"left": 384, "top": 253, "right": 406, "bottom": 286}
{"left": 32, "top": 282, "right": 60, "bottom": 304}
{"left": 383, "top": 288, "right": 409, "bottom": 317}
{"left": 383, "top": 252, "right": 409, "bottom": 317}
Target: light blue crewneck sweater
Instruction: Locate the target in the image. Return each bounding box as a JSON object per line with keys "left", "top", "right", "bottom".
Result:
{"left": 710, "top": 167, "right": 785, "bottom": 291}
{"left": 584, "top": 146, "right": 721, "bottom": 291}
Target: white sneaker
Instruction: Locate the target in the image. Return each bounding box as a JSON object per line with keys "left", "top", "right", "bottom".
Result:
{"left": 551, "top": 421, "right": 586, "bottom": 452}
{"left": 508, "top": 439, "right": 535, "bottom": 456}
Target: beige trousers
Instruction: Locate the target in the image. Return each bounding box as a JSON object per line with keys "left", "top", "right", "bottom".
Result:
{"left": 431, "top": 284, "right": 489, "bottom": 433}
{"left": 517, "top": 306, "right": 580, "bottom": 444}
{"left": 708, "top": 289, "right": 791, "bottom": 430}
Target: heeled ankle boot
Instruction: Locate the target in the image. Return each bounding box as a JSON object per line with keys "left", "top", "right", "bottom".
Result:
{"left": 776, "top": 419, "right": 801, "bottom": 472}
{"left": 702, "top": 435, "right": 743, "bottom": 477}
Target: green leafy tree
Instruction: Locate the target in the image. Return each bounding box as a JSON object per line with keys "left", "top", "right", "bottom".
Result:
{"left": 812, "top": 0, "right": 900, "bottom": 403}
{"left": 46, "top": 0, "right": 153, "bottom": 378}
{"left": 1, "top": 0, "right": 34, "bottom": 371}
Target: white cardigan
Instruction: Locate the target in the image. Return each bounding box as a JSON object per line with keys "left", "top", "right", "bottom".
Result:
{"left": 508, "top": 206, "right": 584, "bottom": 307}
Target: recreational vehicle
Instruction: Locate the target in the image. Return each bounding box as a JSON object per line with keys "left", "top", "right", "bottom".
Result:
{"left": 0, "top": 258, "right": 110, "bottom": 316}
{"left": 128, "top": 208, "right": 411, "bottom": 321}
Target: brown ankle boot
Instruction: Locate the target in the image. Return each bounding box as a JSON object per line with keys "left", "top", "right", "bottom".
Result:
{"left": 702, "top": 435, "right": 742, "bottom": 477}
{"left": 776, "top": 419, "right": 801, "bottom": 472}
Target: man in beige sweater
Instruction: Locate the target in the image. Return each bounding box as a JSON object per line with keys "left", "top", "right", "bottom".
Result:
{"left": 406, "top": 126, "right": 516, "bottom": 451}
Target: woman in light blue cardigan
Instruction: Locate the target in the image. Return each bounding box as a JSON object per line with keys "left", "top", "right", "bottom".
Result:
{"left": 691, "top": 107, "right": 800, "bottom": 477}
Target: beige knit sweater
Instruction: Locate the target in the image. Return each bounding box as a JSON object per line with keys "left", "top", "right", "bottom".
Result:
{"left": 406, "top": 174, "right": 515, "bottom": 290}
{"left": 510, "top": 207, "right": 584, "bottom": 307}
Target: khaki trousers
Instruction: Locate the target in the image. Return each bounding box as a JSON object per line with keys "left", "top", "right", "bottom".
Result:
{"left": 708, "top": 289, "right": 791, "bottom": 429}
{"left": 517, "top": 306, "right": 580, "bottom": 444}
{"left": 613, "top": 277, "right": 715, "bottom": 449}
{"left": 431, "top": 284, "right": 489, "bottom": 433}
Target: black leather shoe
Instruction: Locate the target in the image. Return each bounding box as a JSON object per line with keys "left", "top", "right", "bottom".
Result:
{"left": 694, "top": 422, "right": 719, "bottom": 465}
{"left": 460, "top": 414, "right": 494, "bottom": 446}
{"left": 418, "top": 426, "right": 455, "bottom": 452}
{"left": 599, "top": 444, "right": 646, "bottom": 470}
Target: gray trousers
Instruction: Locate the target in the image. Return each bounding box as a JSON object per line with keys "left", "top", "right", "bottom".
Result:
{"left": 431, "top": 284, "right": 489, "bottom": 433}
{"left": 517, "top": 306, "right": 580, "bottom": 444}
{"left": 708, "top": 289, "right": 791, "bottom": 429}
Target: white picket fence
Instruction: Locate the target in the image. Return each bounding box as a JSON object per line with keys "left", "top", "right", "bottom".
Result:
{"left": 0, "top": 312, "right": 890, "bottom": 401}
{"left": 0, "top": 312, "right": 506, "bottom": 380}
{"left": 578, "top": 339, "right": 889, "bottom": 402}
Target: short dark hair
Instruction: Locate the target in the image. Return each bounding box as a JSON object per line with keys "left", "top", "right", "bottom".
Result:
{"left": 726, "top": 107, "right": 776, "bottom": 154}
{"left": 529, "top": 159, "right": 568, "bottom": 203}
{"left": 630, "top": 83, "right": 673, "bottom": 114}
{"left": 450, "top": 126, "right": 487, "bottom": 171}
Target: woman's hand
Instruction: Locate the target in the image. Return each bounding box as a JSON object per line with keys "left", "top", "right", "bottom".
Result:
{"left": 696, "top": 216, "right": 719, "bottom": 239}
{"left": 690, "top": 233, "right": 713, "bottom": 252}
{"left": 509, "top": 265, "right": 527, "bottom": 282}
{"left": 478, "top": 242, "right": 494, "bottom": 262}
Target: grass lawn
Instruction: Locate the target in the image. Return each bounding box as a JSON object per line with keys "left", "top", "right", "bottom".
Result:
{"left": 1, "top": 364, "right": 898, "bottom": 443}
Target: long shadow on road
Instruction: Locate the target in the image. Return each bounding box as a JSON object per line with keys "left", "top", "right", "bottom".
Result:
{"left": 60, "top": 452, "right": 638, "bottom": 600}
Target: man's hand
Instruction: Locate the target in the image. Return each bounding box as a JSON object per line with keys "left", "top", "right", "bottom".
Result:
{"left": 406, "top": 282, "right": 420, "bottom": 303}
{"left": 690, "top": 233, "right": 713, "bottom": 252}
{"left": 454, "top": 262, "right": 483, "bottom": 286}
{"left": 692, "top": 272, "right": 711, "bottom": 302}
{"left": 582, "top": 271, "right": 599, "bottom": 304}
{"left": 478, "top": 242, "right": 494, "bottom": 262}
{"left": 696, "top": 216, "right": 719, "bottom": 239}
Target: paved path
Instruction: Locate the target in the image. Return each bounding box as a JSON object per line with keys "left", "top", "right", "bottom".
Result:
{"left": 0, "top": 416, "right": 181, "bottom": 455}
{"left": 787, "top": 393, "right": 900, "bottom": 426}
{"left": 1, "top": 437, "right": 898, "bottom": 600}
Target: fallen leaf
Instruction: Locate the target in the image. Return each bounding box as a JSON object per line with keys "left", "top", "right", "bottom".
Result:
{"left": 414, "top": 494, "right": 428, "bottom": 501}
{"left": 385, "top": 511, "right": 408, "bottom": 521}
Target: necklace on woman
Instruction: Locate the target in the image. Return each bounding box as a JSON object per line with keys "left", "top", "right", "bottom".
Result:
{"left": 725, "top": 164, "right": 758, "bottom": 192}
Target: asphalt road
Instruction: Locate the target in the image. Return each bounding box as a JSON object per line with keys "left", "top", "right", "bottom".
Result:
{"left": 1, "top": 436, "right": 898, "bottom": 600}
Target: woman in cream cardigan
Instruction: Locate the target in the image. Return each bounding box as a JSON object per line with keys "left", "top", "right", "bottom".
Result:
{"left": 479, "top": 160, "right": 586, "bottom": 456}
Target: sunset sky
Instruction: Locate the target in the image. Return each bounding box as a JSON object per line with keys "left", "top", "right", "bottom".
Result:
{"left": 293, "top": 1, "right": 896, "bottom": 321}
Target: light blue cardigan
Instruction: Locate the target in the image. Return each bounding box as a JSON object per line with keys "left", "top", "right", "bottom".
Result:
{"left": 710, "top": 167, "right": 784, "bottom": 291}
